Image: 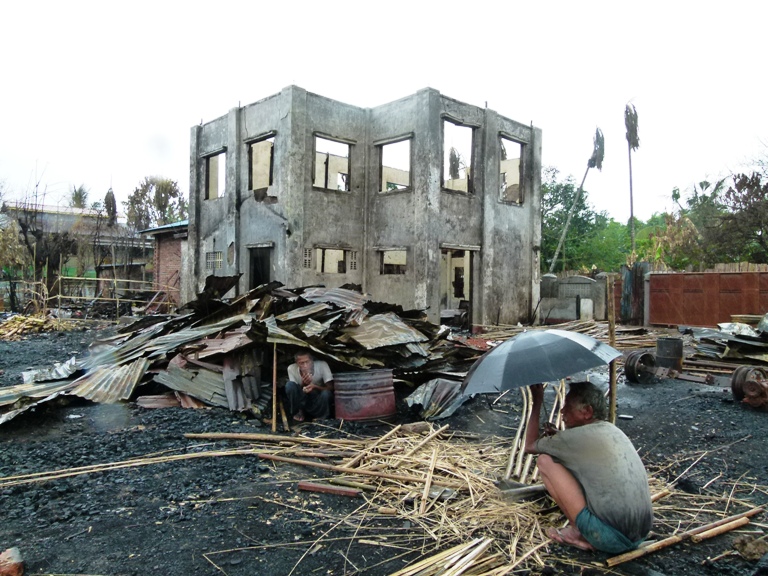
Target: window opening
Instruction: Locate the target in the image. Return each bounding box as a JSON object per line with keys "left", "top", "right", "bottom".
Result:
{"left": 302, "top": 248, "right": 313, "bottom": 269}
{"left": 205, "top": 152, "right": 226, "bottom": 200}
{"left": 248, "top": 136, "right": 274, "bottom": 191}
{"left": 380, "top": 139, "right": 411, "bottom": 192}
{"left": 314, "top": 248, "right": 355, "bottom": 274}
{"left": 500, "top": 136, "right": 524, "bottom": 203}
{"left": 314, "top": 136, "right": 350, "bottom": 191}
{"left": 443, "top": 120, "right": 473, "bottom": 193}
{"left": 205, "top": 251, "right": 223, "bottom": 270}
{"left": 380, "top": 250, "right": 407, "bottom": 275}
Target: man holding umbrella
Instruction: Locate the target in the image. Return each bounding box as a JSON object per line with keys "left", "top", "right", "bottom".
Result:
{"left": 524, "top": 381, "right": 653, "bottom": 553}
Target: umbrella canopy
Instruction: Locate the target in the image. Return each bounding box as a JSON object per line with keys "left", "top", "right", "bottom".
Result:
{"left": 461, "top": 329, "right": 622, "bottom": 394}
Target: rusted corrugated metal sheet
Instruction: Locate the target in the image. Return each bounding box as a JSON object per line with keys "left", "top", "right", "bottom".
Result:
{"left": 300, "top": 287, "right": 369, "bottom": 310}
{"left": 275, "top": 303, "right": 330, "bottom": 321}
{"left": 69, "top": 357, "right": 150, "bottom": 403}
{"left": 649, "top": 272, "right": 768, "bottom": 326}
{"left": 153, "top": 363, "right": 229, "bottom": 408}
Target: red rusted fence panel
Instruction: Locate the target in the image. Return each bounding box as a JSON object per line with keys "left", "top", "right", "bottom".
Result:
{"left": 649, "top": 272, "right": 768, "bottom": 326}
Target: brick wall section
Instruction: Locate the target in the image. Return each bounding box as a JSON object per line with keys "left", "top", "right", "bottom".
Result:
{"left": 154, "top": 234, "right": 182, "bottom": 304}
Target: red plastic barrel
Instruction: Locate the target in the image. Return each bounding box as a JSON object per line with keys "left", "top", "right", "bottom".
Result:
{"left": 334, "top": 369, "right": 396, "bottom": 421}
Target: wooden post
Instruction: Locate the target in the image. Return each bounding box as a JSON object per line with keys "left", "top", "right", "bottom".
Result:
{"left": 271, "top": 343, "right": 277, "bottom": 433}
{"left": 607, "top": 274, "right": 617, "bottom": 424}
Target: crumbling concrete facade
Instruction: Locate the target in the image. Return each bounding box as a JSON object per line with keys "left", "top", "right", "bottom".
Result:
{"left": 187, "top": 86, "right": 542, "bottom": 326}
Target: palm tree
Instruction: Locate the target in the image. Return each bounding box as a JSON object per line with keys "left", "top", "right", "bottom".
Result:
{"left": 625, "top": 104, "right": 640, "bottom": 256}
{"left": 69, "top": 184, "right": 89, "bottom": 209}
{"left": 549, "top": 128, "right": 605, "bottom": 273}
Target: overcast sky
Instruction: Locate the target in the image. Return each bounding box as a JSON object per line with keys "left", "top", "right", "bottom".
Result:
{"left": 2, "top": 1, "right": 766, "bottom": 224}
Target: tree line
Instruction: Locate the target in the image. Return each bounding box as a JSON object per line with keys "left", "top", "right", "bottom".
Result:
{"left": 541, "top": 161, "right": 768, "bottom": 274}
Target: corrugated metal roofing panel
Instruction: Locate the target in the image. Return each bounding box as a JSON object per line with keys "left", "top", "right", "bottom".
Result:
{"left": 300, "top": 287, "right": 369, "bottom": 310}
{"left": 0, "top": 380, "right": 78, "bottom": 407}
{"left": 275, "top": 302, "right": 330, "bottom": 322}
{"left": 343, "top": 313, "right": 428, "bottom": 350}
{"left": 153, "top": 364, "right": 229, "bottom": 408}
{"left": 69, "top": 357, "right": 150, "bottom": 404}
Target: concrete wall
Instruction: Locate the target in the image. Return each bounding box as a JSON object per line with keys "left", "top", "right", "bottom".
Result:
{"left": 539, "top": 274, "right": 607, "bottom": 323}
{"left": 187, "top": 86, "right": 542, "bottom": 326}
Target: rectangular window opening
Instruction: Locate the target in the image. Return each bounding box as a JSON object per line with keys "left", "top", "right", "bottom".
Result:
{"left": 500, "top": 136, "right": 524, "bottom": 203}
{"left": 205, "top": 251, "right": 223, "bottom": 270}
{"left": 248, "top": 136, "right": 275, "bottom": 191}
{"left": 205, "top": 152, "right": 226, "bottom": 200}
{"left": 443, "top": 120, "right": 473, "bottom": 193}
{"left": 314, "top": 247, "right": 356, "bottom": 274}
{"left": 380, "top": 250, "right": 407, "bottom": 275}
{"left": 314, "top": 136, "right": 350, "bottom": 191}
{"left": 380, "top": 139, "right": 411, "bottom": 192}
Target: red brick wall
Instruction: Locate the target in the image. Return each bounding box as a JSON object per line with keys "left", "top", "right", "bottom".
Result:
{"left": 154, "top": 234, "right": 182, "bottom": 304}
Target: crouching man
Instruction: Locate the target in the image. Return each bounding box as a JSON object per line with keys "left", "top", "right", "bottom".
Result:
{"left": 524, "top": 381, "right": 653, "bottom": 553}
{"left": 285, "top": 350, "right": 334, "bottom": 422}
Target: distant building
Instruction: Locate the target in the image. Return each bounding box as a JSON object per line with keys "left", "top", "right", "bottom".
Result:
{"left": 187, "top": 86, "right": 542, "bottom": 326}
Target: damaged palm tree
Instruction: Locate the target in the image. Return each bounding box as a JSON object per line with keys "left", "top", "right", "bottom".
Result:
{"left": 548, "top": 127, "right": 605, "bottom": 273}
{"left": 625, "top": 103, "right": 640, "bottom": 258}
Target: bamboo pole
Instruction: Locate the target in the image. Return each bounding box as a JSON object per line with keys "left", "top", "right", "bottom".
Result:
{"left": 504, "top": 388, "right": 527, "bottom": 480}
{"left": 606, "top": 506, "right": 764, "bottom": 567}
{"left": 272, "top": 342, "right": 277, "bottom": 433}
{"left": 607, "top": 274, "right": 617, "bottom": 424}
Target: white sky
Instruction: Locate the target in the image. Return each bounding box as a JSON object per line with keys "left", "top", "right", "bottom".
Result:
{"left": 1, "top": 1, "right": 766, "bottom": 224}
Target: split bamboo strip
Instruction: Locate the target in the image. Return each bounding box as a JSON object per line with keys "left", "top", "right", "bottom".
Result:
{"left": 419, "top": 447, "right": 440, "bottom": 515}
{"left": 256, "top": 452, "right": 465, "bottom": 488}
{"left": 342, "top": 425, "right": 402, "bottom": 469}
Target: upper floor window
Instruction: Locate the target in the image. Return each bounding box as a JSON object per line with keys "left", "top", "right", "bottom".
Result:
{"left": 379, "top": 138, "right": 411, "bottom": 192}
{"left": 443, "top": 120, "right": 473, "bottom": 194}
{"left": 500, "top": 136, "right": 524, "bottom": 204}
{"left": 248, "top": 135, "right": 275, "bottom": 191}
{"left": 313, "top": 136, "right": 350, "bottom": 191}
{"left": 205, "top": 151, "right": 226, "bottom": 200}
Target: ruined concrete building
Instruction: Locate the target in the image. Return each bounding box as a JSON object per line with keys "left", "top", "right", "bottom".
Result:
{"left": 187, "top": 86, "right": 542, "bottom": 326}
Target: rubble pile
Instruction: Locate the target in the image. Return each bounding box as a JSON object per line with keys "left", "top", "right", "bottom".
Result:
{"left": 0, "top": 314, "right": 82, "bottom": 341}
{"left": 0, "top": 277, "right": 483, "bottom": 424}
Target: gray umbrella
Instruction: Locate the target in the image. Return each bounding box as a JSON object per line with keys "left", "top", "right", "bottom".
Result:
{"left": 461, "top": 329, "right": 622, "bottom": 394}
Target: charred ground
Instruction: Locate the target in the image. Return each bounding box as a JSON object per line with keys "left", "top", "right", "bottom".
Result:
{"left": 0, "top": 324, "right": 767, "bottom": 576}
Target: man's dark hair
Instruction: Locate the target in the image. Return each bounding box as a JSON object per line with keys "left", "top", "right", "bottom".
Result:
{"left": 567, "top": 381, "right": 608, "bottom": 421}
{"left": 294, "top": 349, "right": 313, "bottom": 361}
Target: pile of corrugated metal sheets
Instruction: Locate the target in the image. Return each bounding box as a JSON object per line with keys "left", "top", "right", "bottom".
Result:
{"left": 0, "top": 279, "right": 482, "bottom": 424}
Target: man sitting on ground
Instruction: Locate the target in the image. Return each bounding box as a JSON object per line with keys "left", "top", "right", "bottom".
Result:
{"left": 524, "top": 381, "right": 653, "bottom": 553}
{"left": 285, "top": 350, "right": 334, "bottom": 422}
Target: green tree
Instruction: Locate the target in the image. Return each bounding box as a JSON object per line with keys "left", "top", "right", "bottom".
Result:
{"left": 69, "top": 184, "right": 89, "bottom": 209}
{"left": 624, "top": 104, "right": 640, "bottom": 255}
{"left": 719, "top": 172, "right": 768, "bottom": 263}
{"left": 123, "top": 177, "right": 187, "bottom": 231}
{"left": 541, "top": 167, "right": 618, "bottom": 272}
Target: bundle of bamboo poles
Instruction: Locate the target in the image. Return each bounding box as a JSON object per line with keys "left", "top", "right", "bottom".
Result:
{"left": 477, "top": 320, "right": 660, "bottom": 351}
{"left": 0, "top": 314, "right": 81, "bottom": 341}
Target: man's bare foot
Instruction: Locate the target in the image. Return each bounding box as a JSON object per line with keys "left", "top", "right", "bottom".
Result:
{"left": 293, "top": 410, "right": 305, "bottom": 422}
{"left": 547, "top": 526, "right": 595, "bottom": 551}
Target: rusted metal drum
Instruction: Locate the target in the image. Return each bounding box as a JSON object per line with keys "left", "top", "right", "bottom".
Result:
{"left": 731, "top": 366, "right": 768, "bottom": 409}
{"left": 625, "top": 350, "right": 656, "bottom": 384}
{"left": 656, "top": 337, "right": 683, "bottom": 372}
{"left": 334, "top": 369, "right": 396, "bottom": 421}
